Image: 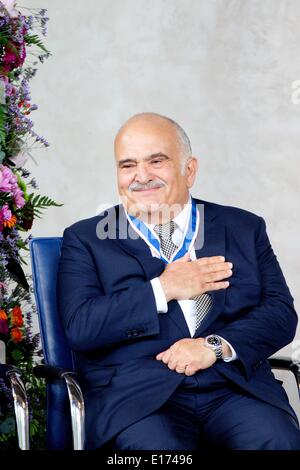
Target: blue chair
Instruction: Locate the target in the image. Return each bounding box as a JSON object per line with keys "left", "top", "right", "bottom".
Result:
{"left": 29, "top": 237, "right": 84, "bottom": 450}
{"left": 29, "top": 236, "right": 300, "bottom": 450}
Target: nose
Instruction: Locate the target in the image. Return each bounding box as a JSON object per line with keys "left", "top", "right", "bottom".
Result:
{"left": 134, "top": 162, "right": 153, "bottom": 183}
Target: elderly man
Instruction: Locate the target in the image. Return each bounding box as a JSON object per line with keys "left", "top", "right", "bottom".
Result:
{"left": 57, "top": 112, "right": 300, "bottom": 450}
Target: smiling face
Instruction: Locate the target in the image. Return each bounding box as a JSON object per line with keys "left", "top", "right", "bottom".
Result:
{"left": 114, "top": 114, "right": 198, "bottom": 223}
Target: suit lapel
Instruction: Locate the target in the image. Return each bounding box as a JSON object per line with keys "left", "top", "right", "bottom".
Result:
{"left": 192, "top": 202, "right": 226, "bottom": 337}
{"left": 112, "top": 200, "right": 226, "bottom": 338}
{"left": 113, "top": 204, "right": 166, "bottom": 281}
{"left": 113, "top": 204, "right": 191, "bottom": 337}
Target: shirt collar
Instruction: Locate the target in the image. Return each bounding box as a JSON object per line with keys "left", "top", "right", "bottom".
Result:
{"left": 148, "top": 194, "right": 192, "bottom": 234}
{"left": 171, "top": 195, "right": 191, "bottom": 233}
{"left": 122, "top": 193, "right": 192, "bottom": 234}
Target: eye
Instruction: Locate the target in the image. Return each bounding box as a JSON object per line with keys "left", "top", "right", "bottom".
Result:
{"left": 122, "top": 164, "right": 135, "bottom": 169}
{"left": 151, "top": 159, "right": 163, "bottom": 166}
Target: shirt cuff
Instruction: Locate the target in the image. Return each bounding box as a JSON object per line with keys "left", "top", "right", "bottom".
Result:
{"left": 218, "top": 336, "right": 238, "bottom": 362}
{"left": 150, "top": 277, "right": 168, "bottom": 314}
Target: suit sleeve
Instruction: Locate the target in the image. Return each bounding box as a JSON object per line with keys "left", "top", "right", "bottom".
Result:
{"left": 57, "top": 226, "right": 160, "bottom": 352}
{"left": 214, "top": 216, "right": 298, "bottom": 380}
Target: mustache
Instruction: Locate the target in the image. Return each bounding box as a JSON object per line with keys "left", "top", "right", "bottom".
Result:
{"left": 129, "top": 179, "right": 166, "bottom": 191}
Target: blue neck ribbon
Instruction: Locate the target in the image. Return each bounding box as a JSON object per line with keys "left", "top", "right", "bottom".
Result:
{"left": 128, "top": 198, "right": 198, "bottom": 265}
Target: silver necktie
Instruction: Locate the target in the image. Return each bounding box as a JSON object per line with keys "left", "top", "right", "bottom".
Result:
{"left": 153, "top": 220, "right": 212, "bottom": 331}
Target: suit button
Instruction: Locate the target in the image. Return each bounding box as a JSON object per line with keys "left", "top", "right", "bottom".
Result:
{"left": 126, "top": 331, "right": 133, "bottom": 338}
{"left": 132, "top": 330, "right": 138, "bottom": 337}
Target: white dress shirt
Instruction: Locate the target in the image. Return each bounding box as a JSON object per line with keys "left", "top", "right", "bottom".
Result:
{"left": 145, "top": 197, "right": 237, "bottom": 362}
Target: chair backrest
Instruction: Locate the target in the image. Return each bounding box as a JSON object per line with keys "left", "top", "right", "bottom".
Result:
{"left": 30, "top": 237, "right": 73, "bottom": 449}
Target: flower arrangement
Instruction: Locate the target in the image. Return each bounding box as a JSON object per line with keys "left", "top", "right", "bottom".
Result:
{"left": 0, "top": 0, "right": 59, "bottom": 448}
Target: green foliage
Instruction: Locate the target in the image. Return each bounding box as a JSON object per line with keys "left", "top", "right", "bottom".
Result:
{"left": 0, "top": 4, "right": 53, "bottom": 450}
{"left": 0, "top": 103, "right": 7, "bottom": 149}
{"left": 0, "top": 31, "right": 9, "bottom": 46}
{"left": 0, "top": 417, "right": 15, "bottom": 435}
{"left": 11, "top": 349, "right": 23, "bottom": 361}
{"left": 24, "top": 34, "right": 50, "bottom": 54}
{"left": 0, "top": 368, "right": 47, "bottom": 449}
{"left": 27, "top": 193, "right": 63, "bottom": 218}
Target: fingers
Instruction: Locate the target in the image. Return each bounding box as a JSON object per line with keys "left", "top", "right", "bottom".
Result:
{"left": 194, "top": 257, "right": 233, "bottom": 289}
{"left": 196, "top": 256, "right": 226, "bottom": 265}
{"left": 160, "top": 358, "right": 189, "bottom": 374}
{"left": 204, "top": 269, "right": 232, "bottom": 283}
{"left": 167, "top": 358, "right": 178, "bottom": 370}
{"left": 198, "top": 261, "right": 233, "bottom": 274}
{"left": 205, "top": 281, "right": 230, "bottom": 291}
{"left": 155, "top": 352, "right": 200, "bottom": 376}
{"left": 194, "top": 257, "right": 233, "bottom": 275}
{"left": 156, "top": 350, "right": 167, "bottom": 360}
{"left": 157, "top": 349, "right": 171, "bottom": 364}
{"left": 156, "top": 347, "right": 188, "bottom": 374}
{"left": 184, "top": 365, "right": 196, "bottom": 376}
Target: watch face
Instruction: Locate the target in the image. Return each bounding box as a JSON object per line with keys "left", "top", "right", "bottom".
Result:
{"left": 207, "top": 336, "right": 221, "bottom": 347}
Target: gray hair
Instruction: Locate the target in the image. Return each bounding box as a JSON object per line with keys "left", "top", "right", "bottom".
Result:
{"left": 119, "top": 112, "right": 192, "bottom": 174}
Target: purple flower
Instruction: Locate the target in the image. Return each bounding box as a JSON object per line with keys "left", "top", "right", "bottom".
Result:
{"left": 13, "top": 188, "right": 25, "bottom": 208}
{"left": 0, "top": 319, "right": 9, "bottom": 335}
{"left": 29, "top": 178, "right": 38, "bottom": 188}
{"left": 0, "top": 165, "right": 25, "bottom": 208}
{"left": 0, "top": 165, "right": 13, "bottom": 192}
{"left": 1, "top": 204, "right": 12, "bottom": 221}
{"left": 20, "top": 78, "right": 31, "bottom": 102}
{"left": 24, "top": 67, "right": 37, "bottom": 80}
{"left": 3, "top": 77, "right": 17, "bottom": 97}
{"left": 0, "top": 17, "right": 10, "bottom": 28}
{"left": 0, "top": 0, "right": 19, "bottom": 18}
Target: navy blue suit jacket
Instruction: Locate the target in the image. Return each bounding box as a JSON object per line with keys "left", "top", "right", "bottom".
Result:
{"left": 57, "top": 198, "right": 298, "bottom": 449}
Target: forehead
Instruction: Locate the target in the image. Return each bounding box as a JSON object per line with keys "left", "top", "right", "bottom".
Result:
{"left": 114, "top": 119, "right": 181, "bottom": 159}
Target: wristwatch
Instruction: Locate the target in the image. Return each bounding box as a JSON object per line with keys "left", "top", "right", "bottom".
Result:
{"left": 204, "top": 334, "right": 223, "bottom": 360}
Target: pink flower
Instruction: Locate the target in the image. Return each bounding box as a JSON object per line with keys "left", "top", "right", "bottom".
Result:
{"left": 6, "top": 81, "right": 16, "bottom": 96}
{"left": 0, "top": 165, "right": 13, "bottom": 192}
{"left": 3, "top": 51, "right": 16, "bottom": 64}
{"left": 0, "top": 211, "right": 3, "bottom": 232}
{"left": 2, "top": 41, "right": 26, "bottom": 72}
{"left": 0, "top": 165, "right": 25, "bottom": 208}
{"left": 0, "top": 320, "right": 9, "bottom": 335}
{"left": 1, "top": 204, "right": 12, "bottom": 221}
{"left": 0, "top": 0, "right": 19, "bottom": 18}
{"left": 13, "top": 188, "right": 25, "bottom": 208}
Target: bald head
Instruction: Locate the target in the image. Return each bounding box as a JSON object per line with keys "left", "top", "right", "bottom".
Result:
{"left": 115, "top": 112, "right": 192, "bottom": 172}
{"left": 114, "top": 112, "right": 198, "bottom": 221}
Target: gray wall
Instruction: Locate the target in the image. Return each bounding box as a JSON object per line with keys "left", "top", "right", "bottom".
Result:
{"left": 24, "top": 0, "right": 300, "bottom": 354}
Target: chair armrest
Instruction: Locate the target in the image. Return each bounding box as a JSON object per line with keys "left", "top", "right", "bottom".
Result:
{"left": 33, "top": 365, "right": 85, "bottom": 450}
{"left": 0, "top": 364, "right": 29, "bottom": 450}
{"left": 268, "top": 356, "right": 300, "bottom": 390}
{"left": 0, "top": 364, "right": 23, "bottom": 378}
{"left": 33, "top": 364, "right": 75, "bottom": 381}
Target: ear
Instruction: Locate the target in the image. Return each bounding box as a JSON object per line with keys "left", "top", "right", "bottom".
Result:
{"left": 185, "top": 156, "right": 198, "bottom": 188}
